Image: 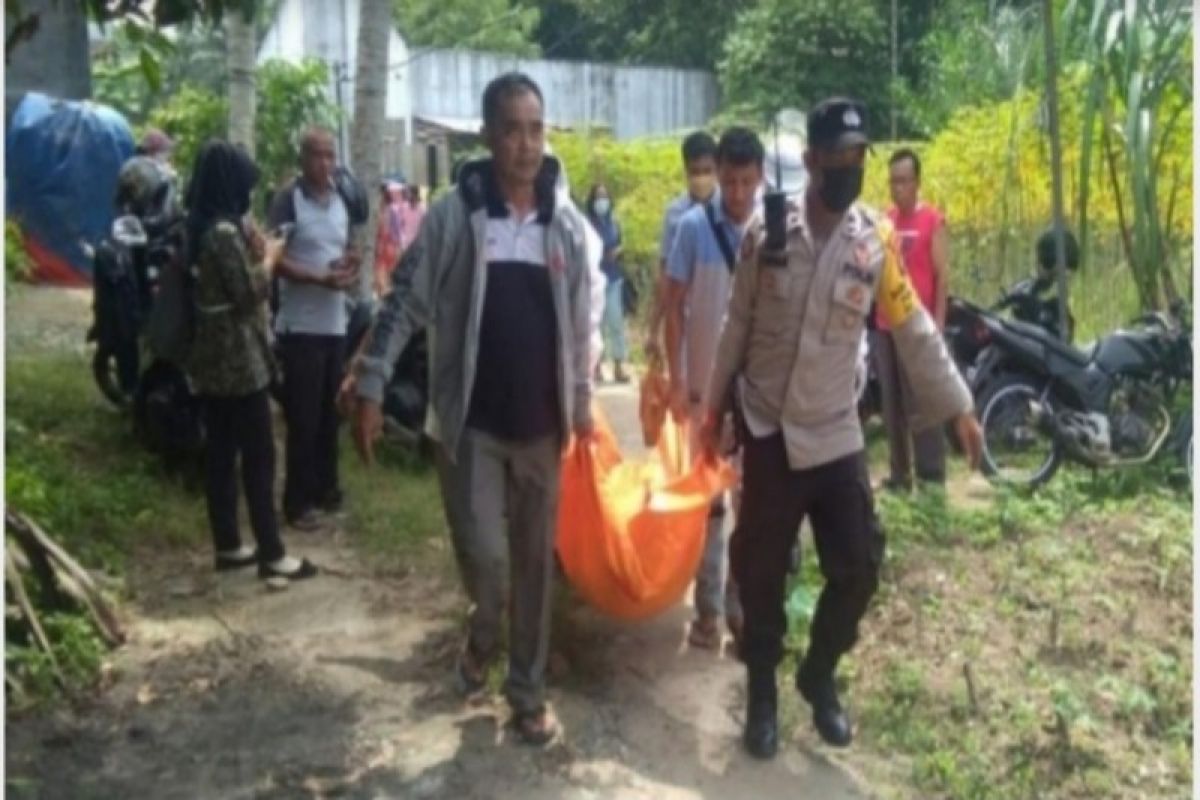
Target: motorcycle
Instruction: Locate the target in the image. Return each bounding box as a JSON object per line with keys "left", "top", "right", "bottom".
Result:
{"left": 946, "top": 274, "right": 1074, "bottom": 391}
{"left": 88, "top": 159, "right": 206, "bottom": 462}
{"left": 857, "top": 275, "right": 1072, "bottom": 424}
{"left": 969, "top": 299, "right": 1192, "bottom": 489}
{"left": 89, "top": 211, "right": 182, "bottom": 406}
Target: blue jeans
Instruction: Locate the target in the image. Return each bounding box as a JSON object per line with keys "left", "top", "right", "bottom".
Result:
{"left": 602, "top": 278, "right": 628, "bottom": 362}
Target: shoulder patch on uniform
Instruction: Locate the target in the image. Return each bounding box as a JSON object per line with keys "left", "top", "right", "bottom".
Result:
{"left": 856, "top": 203, "right": 880, "bottom": 229}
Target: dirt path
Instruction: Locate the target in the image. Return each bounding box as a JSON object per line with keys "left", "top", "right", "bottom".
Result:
{"left": 5, "top": 287, "right": 872, "bottom": 799}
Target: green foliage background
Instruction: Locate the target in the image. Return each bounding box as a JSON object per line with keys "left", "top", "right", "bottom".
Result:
{"left": 551, "top": 62, "right": 1192, "bottom": 341}
{"left": 143, "top": 59, "right": 341, "bottom": 202}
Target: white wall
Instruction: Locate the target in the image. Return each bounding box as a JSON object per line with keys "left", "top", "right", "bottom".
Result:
{"left": 408, "top": 49, "right": 717, "bottom": 139}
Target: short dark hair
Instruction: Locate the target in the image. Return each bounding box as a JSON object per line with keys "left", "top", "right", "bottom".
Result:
{"left": 681, "top": 131, "right": 717, "bottom": 166}
{"left": 716, "top": 127, "right": 765, "bottom": 167}
{"left": 481, "top": 72, "right": 544, "bottom": 130}
{"left": 300, "top": 127, "right": 336, "bottom": 157}
{"left": 889, "top": 148, "right": 921, "bottom": 180}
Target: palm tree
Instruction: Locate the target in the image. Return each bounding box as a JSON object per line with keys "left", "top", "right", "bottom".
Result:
{"left": 350, "top": 0, "right": 392, "bottom": 300}
{"left": 225, "top": 3, "right": 257, "bottom": 156}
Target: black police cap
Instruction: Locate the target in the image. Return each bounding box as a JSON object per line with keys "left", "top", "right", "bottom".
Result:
{"left": 807, "top": 97, "right": 870, "bottom": 151}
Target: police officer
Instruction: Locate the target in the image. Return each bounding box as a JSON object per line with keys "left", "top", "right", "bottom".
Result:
{"left": 699, "top": 98, "right": 984, "bottom": 759}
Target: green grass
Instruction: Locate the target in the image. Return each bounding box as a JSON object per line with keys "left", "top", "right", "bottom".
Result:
{"left": 777, "top": 438, "right": 1193, "bottom": 799}
{"left": 5, "top": 353, "right": 206, "bottom": 574}
{"left": 338, "top": 436, "right": 447, "bottom": 573}
{"left": 5, "top": 350, "right": 207, "bottom": 704}
{"left": 4, "top": 341, "right": 448, "bottom": 705}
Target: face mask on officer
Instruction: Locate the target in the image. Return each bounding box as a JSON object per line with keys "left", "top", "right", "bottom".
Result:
{"left": 593, "top": 197, "right": 611, "bottom": 216}
{"left": 816, "top": 163, "right": 864, "bottom": 213}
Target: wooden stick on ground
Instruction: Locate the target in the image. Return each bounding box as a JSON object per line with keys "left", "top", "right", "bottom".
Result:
{"left": 5, "top": 547, "right": 67, "bottom": 689}
{"left": 6, "top": 511, "right": 126, "bottom": 646}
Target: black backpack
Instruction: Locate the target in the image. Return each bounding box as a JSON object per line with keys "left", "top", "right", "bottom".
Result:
{"left": 274, "top": 166, "right": 369, "bottom": 230}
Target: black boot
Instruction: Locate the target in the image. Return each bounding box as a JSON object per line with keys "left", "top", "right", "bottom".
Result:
{"left": 796, "top": 653, "right": 852, "bottom": 747}
{"left": 744, "top": 664, "right": 778, "bottom": 759}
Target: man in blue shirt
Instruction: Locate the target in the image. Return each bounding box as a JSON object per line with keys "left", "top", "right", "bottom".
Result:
{"left": 663, "top": 127, "right": 765, "bottom": 651}
{"left": 646, "top": 132, "right": 718, "bottom": 357}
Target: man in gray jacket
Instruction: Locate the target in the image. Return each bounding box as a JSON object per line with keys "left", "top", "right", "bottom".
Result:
{"left": 700, "top": 98, "right": 983, "bottom": 759}
{"left": 348, "top": 73, "right": 592, "bottom": 746}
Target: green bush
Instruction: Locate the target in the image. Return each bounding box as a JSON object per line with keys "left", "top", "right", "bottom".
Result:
{"left": 255, "top": 58, "right": 343, "bottom": 193}
{"left": 5, "top": 220, "right": 33, "bottom": 284}
{"left": 550, "top": 130, "right": 688, "bottom": 336}
{"left": 146, "top": 83, "right": 228, "bottom": 183}
{"left": 147, "top": 58, "right": 341, "bottom": 206}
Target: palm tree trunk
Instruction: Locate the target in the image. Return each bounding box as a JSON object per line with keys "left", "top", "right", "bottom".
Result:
{"left": 225, "top": 9, "right": 257, "bottom": 156}
{"left": 350, "top": 0, "right": 392, "bottom": 300}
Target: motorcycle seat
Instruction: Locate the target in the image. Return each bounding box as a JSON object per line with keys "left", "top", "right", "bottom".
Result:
{"left": 1003, "top": 317, "right": 1092, "bottom": 365}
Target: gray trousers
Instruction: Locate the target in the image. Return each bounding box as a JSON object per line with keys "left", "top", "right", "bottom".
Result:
{"left": 435, "top": 427, "right": 561, "bottom": 714}
{"left": 871, "top": 329, "right": 946, "bottom": 485}
{"left": 689, "top": 403, "right": 742, "bottom": 620}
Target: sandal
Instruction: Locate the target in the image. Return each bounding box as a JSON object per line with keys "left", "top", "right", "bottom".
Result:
{"left": 512, "top": 706, "right": 559, "bottom": 746}
{"left": 455, "top": 644, "right": 488, "bottom": 697}
{"left": 214, "top": 549, "right": 258, "bottom": 572}
{"left": 688, "top": 615, "right": 722, "bottom": 650}
{"left": 257, "top": 557, "right": 318, "bottom": 581}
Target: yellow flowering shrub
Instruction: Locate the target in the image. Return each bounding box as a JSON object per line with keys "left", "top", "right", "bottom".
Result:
{"left": 552, "top": 78, "right": 1192, "bottom": 339}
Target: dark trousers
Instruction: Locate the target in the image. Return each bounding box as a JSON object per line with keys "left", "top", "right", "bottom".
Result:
{"left": 280, "top": 333, "right": 345, "bottom": 520}
{"left": 202, "top": 390, "right": 285, "bottom": 563}
{"left": 872, "top": 329, "right": 947, "bottom": 485}
{"left": 731, "top": 434, "right": 885, "bottom": 674}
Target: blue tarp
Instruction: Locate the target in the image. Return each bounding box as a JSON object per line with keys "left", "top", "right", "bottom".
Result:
{"left": 6, "top": 92, "right": 135, "bottom": 283}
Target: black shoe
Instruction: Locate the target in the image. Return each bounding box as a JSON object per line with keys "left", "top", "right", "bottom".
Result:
{"left": 797, "top": 659, "right": 853, "bottom": 747}
{"left": 318, "top": 489, "right": 344, "bottom": 514}
{"left": 258, "top": 557, "right": 318, "bottom": 581}
{"left": 743, "top": 666, "right": 778, "bottom": 759}
{"left": 881, "top": 478, "right": 911, "bottom": 494}
{"left": 286, "top": 509, "right": 323, "bottom": 531}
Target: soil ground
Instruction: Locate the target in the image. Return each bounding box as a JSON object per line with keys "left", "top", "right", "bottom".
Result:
{"left": 5, "top": 286, "right": 872, "bottom": 800}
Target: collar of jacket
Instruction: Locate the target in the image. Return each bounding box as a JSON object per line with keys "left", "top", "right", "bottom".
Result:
{"left": 456, "top": 156, "right": 562, "bottom": 225}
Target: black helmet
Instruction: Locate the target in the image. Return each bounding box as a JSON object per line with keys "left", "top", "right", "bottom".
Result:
{"left": 115, "top": 155, "right": 176, "bottom": 219}
{"left": 1036, "top": 225, "right": 1081, "bottom": 274}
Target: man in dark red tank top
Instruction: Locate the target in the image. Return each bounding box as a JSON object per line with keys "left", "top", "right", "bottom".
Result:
{"left": 872, "top": 148, "right": 951, "bottom": 489}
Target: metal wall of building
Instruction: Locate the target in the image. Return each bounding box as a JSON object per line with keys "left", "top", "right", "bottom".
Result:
{"left": 259, "top": 0, "right": 719, "bottom": 143}
{"left": 408, "top": 49, "right": 717, "bottom": 140}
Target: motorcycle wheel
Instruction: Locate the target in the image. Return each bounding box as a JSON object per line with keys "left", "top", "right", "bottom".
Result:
{"left": 977, "top": 374, "right": 1061, "bottom": 489}
{"left": 93, "top": 347, "right": 131, "bottom": 407}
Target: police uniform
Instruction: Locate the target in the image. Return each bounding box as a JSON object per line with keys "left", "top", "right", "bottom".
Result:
{"left": 705, "top": 98, "right": 972, "bottom": 753}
